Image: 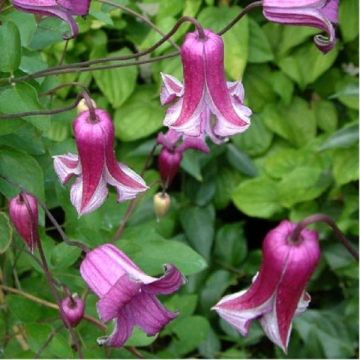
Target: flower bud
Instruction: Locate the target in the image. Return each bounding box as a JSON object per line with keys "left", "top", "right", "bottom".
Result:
{"left": 9, "top": 193, "right": 39, "bottom": 253}
{"left": 77, "top": 98, "right": 97, "bottom": 114}
{"left": 61, "top": 294, "right": 85, "bottom": 328}
{"left": 153, "top": 192, "right": 171, "bottom": 220}
{"left": 158, "top": 148, "right": 182, "bottom": 188}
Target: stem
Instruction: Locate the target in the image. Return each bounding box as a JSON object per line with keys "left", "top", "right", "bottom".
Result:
{"left": 98, "top": 0, "right": 179, "bottom": 50}
{"left": 218, "top": 1, "right": 263, "bottom": 35}
{"left": 290, "top": 214, "right": 359, "bottom": 261}
{"left": 80, "top": 91, "right": 98, "bottom": 123}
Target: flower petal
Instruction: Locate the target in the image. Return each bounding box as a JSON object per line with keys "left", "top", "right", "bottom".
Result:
{"left": 144, "top": 265, "right": 185, "bottom": 295}
{"left": 97, "top": 274, "right": 142, "bottom": 322}
{"left": 160, "top": 73, "right": 184, "bottom": 105}
{"left": 58, "top": 0, "right": 91, "bottom": 16}
{"left": 53, "top": 153, "right": 80, "bottom": 184}
{"left": 129, "top": 292, "right": 177, "bottom": 336}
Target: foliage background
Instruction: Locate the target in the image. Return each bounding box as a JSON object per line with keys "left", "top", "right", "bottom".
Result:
{"left": 0, "top": 0, "right": 358, "bottom": 358}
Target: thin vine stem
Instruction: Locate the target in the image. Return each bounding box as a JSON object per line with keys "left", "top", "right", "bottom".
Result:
{"left": 290, "top": 214, "right": 359, "bottom": 261}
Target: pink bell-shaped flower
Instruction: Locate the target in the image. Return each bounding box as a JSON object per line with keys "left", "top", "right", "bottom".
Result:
{"left": 9, "top": 192, "right": 39, "bottom": 253}
{"left": 53, "top": 108, "right": 148, "bottom": 216}
{"left": 61, "top": 294, "right": 85, "bottom": 328}
{"left": 80, "top": 243, "right": 185, "bottom": 347}
{"left": 262, "top": 0, "right": 338, "bottom": 53}
{"left": 213, "top": 220, "right": 320, "bottom": 353}
{"left": 160, "top": 29, "right": 251, "bottom": 141}
{"left": 12, "top": 0, "right": 91, "bottom": 38}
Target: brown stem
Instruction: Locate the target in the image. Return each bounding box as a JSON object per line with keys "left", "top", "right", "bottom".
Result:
{"left": 290, "top": 214, "right": 359, "bottom": 261}
{"left": 80, "top": 91, "right": 98, "bottom": 123}
{"left": 218, "top": 1, "right": 263, "bottom": 35}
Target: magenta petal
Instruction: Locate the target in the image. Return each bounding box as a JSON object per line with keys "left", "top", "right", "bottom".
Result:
{"left": 144, "top": 265, "right": 185, "bottom": 295}
{"left": 58, "top": 0, "right": 91, "bottom": 16}
{"left": 129, "top": 292, "right": 177, "bottom": 336}
{"left": 53, "top": 153, "right": 80, "bottom": 184}
{"left": 156, "top": 129, "right": 181, "bottom": 150}
{"left": 97, "top": 274, "right": 141, "bottom": 322}
{"left": 160, "top": 73, "right": 184, "bottom": 105}
{"left": 100, "top": 308, "right": 134, "bottom": 347}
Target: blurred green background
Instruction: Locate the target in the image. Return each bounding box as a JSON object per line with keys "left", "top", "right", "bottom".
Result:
{"left": 0, "top": 0, "right": 358, "bottom": 358}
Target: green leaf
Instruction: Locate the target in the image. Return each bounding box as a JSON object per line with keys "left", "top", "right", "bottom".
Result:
{"left": 0, "top": 212, "right": 12, "bottom": 254}
{"left": 318, "top": 123, "right": 359, "bottom": 151}
{"left": 339, "top": 0, "right": 359, "bottom": 43}
{"left": 180, "top": 205, "right": 215, "bottom": 260}
{"left": 51, "top": 242, "right": 82, "bottom": 269}
{"left": 232, "top": 115, "right": 273, "bottom": 157}
{"left": 271, "top": 71, "right": 294, "bottom": 105}
{"left": 232, "top": 176, "right": 282, "bottom": 218}
{"left": 0, "top": 21, "right": 21, "bottom": 73}
{"left": 215, "top": 223, "right": 247, "bottom": 267}
{"left": 198, "top": 6, "right": 249, "bottom": 79}
{"left": 93, "top": 49, "right": 138, "bottom": 107}
{"left": 226, "top": 144, "right": 258, "bottom": 177}
{"left": 332, "top": 147, "right": 358, "bottom": 186}
{"left": 120, "top": 229, "right": 207, "bottom": 276}
{"left": 125, "top": 327, "right": 157, "bottom": 347}
{"left": 248, "top": 19, "right": 273, "bottom": 63}
{"left": 0, "top": 83, "right": 50, "bottom": 132}
{"left": 278, "top": 166, "right": 331, "bottom": 208}
{"left": 314, "top": 100, "right": 338, "bottom": 133}
{"left": 114, "top": 85, "right": 163, "bottom": 141}
{"left": 0, "top": 147, "right": 44, "bottom": 199}
{"left": 263, "top": 97, "right": 317, "bottom": 147}
{"left": 278, "top": 43, "right": 339, "bottom": 89}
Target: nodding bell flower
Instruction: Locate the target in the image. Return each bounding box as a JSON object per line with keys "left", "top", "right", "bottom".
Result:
{"left": 160, "top": 29, "right": 251, "bottom": 142}
{"left": 53, "top": 108, "right": 148, "bottom": 216}
{"left": 157, "top": 129, "right": 208, "bottom": 188}
{"left": 61, "top": 294, "right": 85, "bottom": 328}
{"left": 9, "top": 192, "right": 39, "bottom": 253}
{"left": 213, "top": 220, "right": 320, "bottom": 353}
{"left": 12, "top": 0, "right": 91, "bottom": 39}
{"left": 262, "top": 0, "right": 339, "bottom": 53}
{"left": 80, "top": 244, "right": 185, "bottom": 347}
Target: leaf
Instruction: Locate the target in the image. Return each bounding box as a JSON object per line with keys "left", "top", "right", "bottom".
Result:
{"left": 314, "top": 100, "right": 338, "bottom": 133}
{"left": 125, "top": 328, "right": 157, "bottom": 347}
{"left": 232, "top": 114, "right": 273, "bottom": 157}
{"left": 198, "top": 6, "right": 249, "bottom": 80}
{"left": 51, "top": 242, "right": 82, "bottom": 269}
{"left": 248, "top": 19, "right": 273, "bottom": 63}
{"left": 263, "top": 97, "right": 317, "bottom": 147}
{"left": 215, "top": 223, "right": 247, "bottom": 267}
{"left": 339, "top": 0, "right": 359, "bottom": 43}
{"left": 278, "top": 43, "right": 339, "bottom": 89}
{"left": 232, "top": 176, "right": 282, "bottom": 218}
{"left": 114, "top": 85, "right": 163, "bottom": 141}
{"left": 0, "top": 147, "right": 44, "bottom": 200}
{"left": 0, "top": 212, "right": 12, "bottom": 254}
{"left": 180, "top": 205, "right": 215, "bottom": 260}
{"left": 0, "top": 21, "right": 21, "bottom": 73}
{"left": 318, "top": 123, "right": 359, "bottom": 151}
{"left": 0, "top": 83, "right": 50, "bottom": 132}
{"left": 93, "top": 49, "right": 138, "bottom": 107}
{"left": 226, "top": 144, "right": 258, "bottom": 177}
{"left": 332, "top": 147, "right": 358, "bottom": 186}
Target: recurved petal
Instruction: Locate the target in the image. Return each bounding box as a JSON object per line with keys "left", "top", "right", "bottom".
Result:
{"left": 53, "top": 153, "right": 80, "bottom": 184}
{"left": 144, "top": 265, "right": 185, "bottom": 295}
{"left": 160, "top": 73, "right": 184, "bottom": 105}
{"left": 227, "top": 81, "right": 245, "bottom": 103}
{"left": 129, "top": 292, "right": 177, "bottom": 336}
{"left": 105, "top": 162, "right": 148, "bottom": 202}
{"left": 97, "top": 274, "right": 142, "bottom": 322}
{"left": 177, "top": 134, "right": 210, "bottom": 153}
{"left": 98, "top": 308, "right": 134, "bottom": 347}
{"left": 156, "top": 129, "right": 181, "bottom": 149}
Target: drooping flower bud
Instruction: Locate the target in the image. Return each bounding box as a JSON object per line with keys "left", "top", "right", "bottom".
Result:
{"left": 53, "top": 108, "right": 148, "bottom": 215}
{"left": 158, "top": 148, "right": 182, "bottom": 188}
{"left": 153, "top": 192, "right": 171, "bottom": 220}
{"left": 61, "top": 294, "right": 85, "bottom": 328}
{"left": 213, "top": 220, "right": 320, "bottom": 353}
{"left": 9, "top": 192, "right": 39, "bottom": 253}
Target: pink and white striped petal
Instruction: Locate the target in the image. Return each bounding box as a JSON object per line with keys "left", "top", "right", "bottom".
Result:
{"left": 53, "top": 153, "right": 80, "bottom": 184}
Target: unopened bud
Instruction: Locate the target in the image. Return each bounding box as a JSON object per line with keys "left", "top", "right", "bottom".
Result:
{"left": 61, "top": 294, "right": 85, "bottom": 328}
{"left": 153, "top": 192, "right": 171, "bottom": 220}
{"left": 158, "top": 148, "right": 182, "bottom": 188}
{"left": 77, "top": 98, "right": 97, "bottom": 114}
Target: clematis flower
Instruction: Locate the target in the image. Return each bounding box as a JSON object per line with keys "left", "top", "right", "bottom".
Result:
{"left": 157, "top": 129, "right": 208, "bottom": 188}
{"left": 80, "top": 243, "right": 185, "bottom": 347}
{"left": 9, "top": 192, "right": 39, "bottom": 253}
{"left": 12, "top": 0, "right": 91, "bottom": 38}
{"left": 262, "top": 0, "right": 339, "bottom": 53}
{"left": 212, "top": 220, "right": 320, "bottom": 352}
{"left": 61, "top": 294, "right": 85, "bottom": 328}
{"left": 53, "top": 108, "right": 148, "bottom": 216}
{"left": 160, "top": 29, "right": 251, "bottom": 142}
